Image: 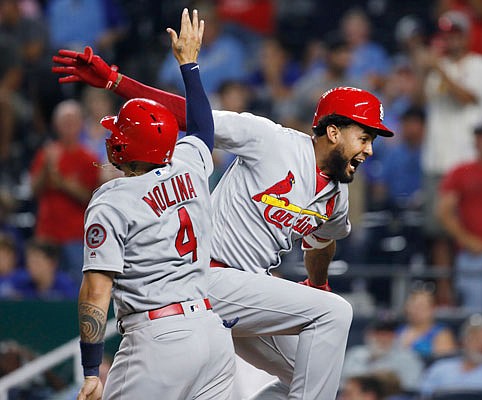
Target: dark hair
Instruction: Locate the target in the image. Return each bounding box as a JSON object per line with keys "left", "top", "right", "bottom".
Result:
{"left": 348, "top": 375, "right": 384, "bottom": 398}
{"left": 313, "top": 114, "right": 378, "bottom": 137}
{"left": 26, "top": 239, "right": 60, "bottom": 261}
{"left": 400, "top": 106, "right": 426, "bottom": 122}
{"left": 323, "top": 30, "right": 349, "bottom": 52}
{"left": 366, "top": 314, "right": 399, "bottom": 332}
{"left": 217, "top": 80, "right": 248, "bottom": 96}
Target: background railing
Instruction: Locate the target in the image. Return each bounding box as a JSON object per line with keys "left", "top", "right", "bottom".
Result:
{"left": 0, "top": 318, "right": 117, "bottom": 400}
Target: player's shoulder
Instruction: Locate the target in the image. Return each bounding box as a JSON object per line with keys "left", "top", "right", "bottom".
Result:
{"left": 90, "top": 176, "right": 130, "bottom": 203}
{"left": 213, "top": 109, "right": 279, "bottom": 129}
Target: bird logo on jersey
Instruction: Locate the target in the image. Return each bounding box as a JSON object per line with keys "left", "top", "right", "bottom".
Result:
{"left": 251, "top": 170, "right": 336, "bottom": 234}
{"left": 252, "top": 171, "right": 295, "bottom": 201}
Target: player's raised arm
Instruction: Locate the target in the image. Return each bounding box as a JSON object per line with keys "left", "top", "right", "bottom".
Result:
{"left": 167, "top": 9, "right": 214, "bottom": 152}
{"left": 52, "top": 44, "right": 188, "bottom": 131}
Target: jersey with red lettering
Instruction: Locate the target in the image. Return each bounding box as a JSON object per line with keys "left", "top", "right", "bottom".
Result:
{"left": 83, "top": 135, "right": 213, "bottom": 319}
{"left": 210, "top": 111, "right": 350, "bottom": 273}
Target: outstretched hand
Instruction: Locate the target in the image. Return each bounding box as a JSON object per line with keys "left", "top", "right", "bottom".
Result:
{"left": 167, "top": 8, "right": 204, "bottom": 65}
{"left": 52, "top": 46, "right": 119, "bottom": 89}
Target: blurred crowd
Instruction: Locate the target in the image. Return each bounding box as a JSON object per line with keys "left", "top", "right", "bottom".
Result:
{"left": 0, "top": 0, "right": 482, "bottom": 398}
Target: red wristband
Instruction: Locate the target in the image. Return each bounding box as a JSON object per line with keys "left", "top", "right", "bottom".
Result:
{"left": 299, "top": 278, "right": 331, "bottom": 292}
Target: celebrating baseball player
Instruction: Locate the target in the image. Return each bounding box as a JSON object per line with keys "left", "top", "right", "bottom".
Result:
{"left": 75, "top": 9, "right": 235, "bottom": 400}
{"left": 54, "top": 17, "right": 395, "bottom": 400}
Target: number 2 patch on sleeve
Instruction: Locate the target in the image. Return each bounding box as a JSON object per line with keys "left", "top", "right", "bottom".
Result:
{"left": 86, "top": 224, "right": 107, "bottom": 249}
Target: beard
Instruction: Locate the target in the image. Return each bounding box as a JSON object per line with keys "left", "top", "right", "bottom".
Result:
{"left": 325, "top": 146, "right": 354, "bottom": 183}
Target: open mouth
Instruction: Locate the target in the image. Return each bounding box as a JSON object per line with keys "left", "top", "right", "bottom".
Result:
{"left": 349, "top": 158, "right": 364, "bottom": 173}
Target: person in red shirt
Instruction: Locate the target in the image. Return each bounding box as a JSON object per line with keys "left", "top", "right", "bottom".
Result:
{"left": 30, "top": 99, "right": 100, "bottom": 286}
{"left": 438, "top": 124, "right": 482, "bottom": 311}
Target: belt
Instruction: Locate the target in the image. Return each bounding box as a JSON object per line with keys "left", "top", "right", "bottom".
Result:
{"left": 210, "top": 259, "right": 229, "bottom": 268}
{"left": 148, "top": 298, "right": 212, "bottom": 320}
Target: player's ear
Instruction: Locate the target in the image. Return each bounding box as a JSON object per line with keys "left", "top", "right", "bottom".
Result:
{"left": 325, "top": 124, "right": 339, "bottom": 144}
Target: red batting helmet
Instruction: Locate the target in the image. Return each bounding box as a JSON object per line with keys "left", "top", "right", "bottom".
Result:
{"left": 102, "top": 98, "right": 179, "bottom": 165}
{"left": 312, "top": 87, "right": 394, "bottom": 137}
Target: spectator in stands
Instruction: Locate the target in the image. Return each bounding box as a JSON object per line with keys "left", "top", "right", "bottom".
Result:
{"left": 0, "top": 0, "right": 51, "bottom": 157}
{"left": 378, "top": 60, "right": 424, "bottom": 137}
{"left": 45, "top": 0, "right": 126, "bottom": 58}
{"left": 396, "top": 287, "right": 458, "bottom": 363}
{"left": 0, "top": 233, "right": 22, "bottom": 298}
{"left": 340, "top": 7, "right": 390, "bottom": 92}
{"left": 434, "top": 0, "right": 482, "bottom": 55}
{"left": 339, "top": 374, "right": 385, "bottom": 400}
{"left": 0, "top": 339, "right": 66, "bottom": 399}
{"left": 343, "top": 315, "right": 424, "bottom": 391}
{"left": 79, "top": 87, "right": 122, "bottom": 183}
{"left": 437, "top": 124, "right": 482, "bottom": 312}
{"left": 0, "top": 189, "right": 24, "bottom": 260}
{"left": 209, "top": 80, "right": 250, "bottom": 189}
{"left": 393, "top": 14, "right": 429, "bottom": 82}
{"left": 371, "top": 106, "right": 425, "bottom": 210}
{"left": 248, "top": 37, "right": 301, "bottom": 119}
{"left": 0, "top": 20, "right": 22, "bottom": 171}
{"left": 421, "top": 10, "right": 482, "bottom": 306}
{"left": 12, "top": 239, "right": 76, "bottom": 300}
{"left": 281, "top": 31, "right": 360, "bottom": 133}
{"left": 29, "top": 100, "right": 100, "bottom": 285}
{"left": 419, "top": 313, "right": 482, "bottom": 397}
{"left": 158, "top": 0, "right": 247, "bottom": 95}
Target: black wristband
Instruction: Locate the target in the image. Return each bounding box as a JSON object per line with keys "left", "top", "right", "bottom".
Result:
{"left": 80, "top": 341, "right": 104, "bottom": 377}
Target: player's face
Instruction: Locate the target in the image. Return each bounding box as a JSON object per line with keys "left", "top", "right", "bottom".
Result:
{"left": 326, "top": 125, "right": 374, "bottom": 183}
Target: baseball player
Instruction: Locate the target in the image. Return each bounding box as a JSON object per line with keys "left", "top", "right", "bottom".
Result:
{"left": 75, "top": 9, "right": 234, "bottom": 400}
{"left": 53, "top": 41, "right": 395, "bottom": 400}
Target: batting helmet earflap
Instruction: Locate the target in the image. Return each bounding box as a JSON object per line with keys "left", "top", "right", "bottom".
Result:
{"left": 102, "top": 98, "right": 179, "bottom": 166}
{"left": 312, "top": 87, "right": 394, "bottom": 137}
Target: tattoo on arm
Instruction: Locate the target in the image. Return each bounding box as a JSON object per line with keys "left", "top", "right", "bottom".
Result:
{"left": 79, "top": 302, "right": 107, "bottom": 343}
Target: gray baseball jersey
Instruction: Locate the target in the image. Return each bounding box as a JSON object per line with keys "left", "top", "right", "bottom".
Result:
{"left": 83, "top": 135, "right": 213, "bottom": 319}
{"left": 210, "top": 110, "right": 351, "bottom": 273}
{"left": 203, "top": 110, "right": 353, "bottom": 400}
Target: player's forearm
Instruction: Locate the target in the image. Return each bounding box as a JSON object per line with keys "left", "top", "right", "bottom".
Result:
{"left": 115, "top": 74, "right": 188, "bottom": 131}
{"left": 303, "top": 242, "right": 336, "bottom": 285}
{"left": 181, "top": 63, "right": 214, "bottom": 151}
{"left": 78, "top": 272, "right": 113, "bottom": 343}
{"left": 78, "top": 273, "right": 112, "bottom": 378}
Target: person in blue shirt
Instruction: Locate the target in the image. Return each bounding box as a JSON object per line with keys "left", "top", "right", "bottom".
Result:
{"left": 12, "top": 239, "right": 77, "bottom": 300}
{"left": 340, "top": 8, "right": 390, "bottom": 91}
{"left": 419, "top": 314, "right": 482, "bottom": 397}
{"left": 374, "top": 106, "right": 425, "bottom": 210}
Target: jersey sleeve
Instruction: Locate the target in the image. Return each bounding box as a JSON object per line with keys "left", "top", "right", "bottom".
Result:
{"left": 213, "top": 110, "right": 278, "bottom": 162}
{"left": 176, "top": 135, "right": 214, "bottom": 177}
{"left": 83, "top": 203, "right": 127, "bottom": 274}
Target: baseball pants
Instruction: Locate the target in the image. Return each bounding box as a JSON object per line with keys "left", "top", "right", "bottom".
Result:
{"left": 103, "top": 300, "right": 235, "bottom": 400}
{"left": 208, "top": 267, "right": 353, "bottom": 400}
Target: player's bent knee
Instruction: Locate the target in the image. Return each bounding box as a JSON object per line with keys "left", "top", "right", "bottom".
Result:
{"left": 337, "top": 296, "right": 353, "bottom": 328}
{"left": 327, "top": 295, "right": 353, "bottom": 332}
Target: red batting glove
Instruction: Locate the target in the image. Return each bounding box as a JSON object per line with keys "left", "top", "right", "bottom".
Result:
{"left": 299, "top": 278, "right": 332, "bottom": 292}
{"left": 52, "top": 46, "right": 119, "bottom": 89}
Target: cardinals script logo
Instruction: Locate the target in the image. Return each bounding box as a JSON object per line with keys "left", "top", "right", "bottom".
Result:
{"left": 251, "top": 171, "right": 336, "bottom": 235}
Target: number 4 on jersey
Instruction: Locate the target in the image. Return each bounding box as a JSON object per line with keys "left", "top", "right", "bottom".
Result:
{"left": 175, "top": 207, "right": 198, "bottom": 262}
